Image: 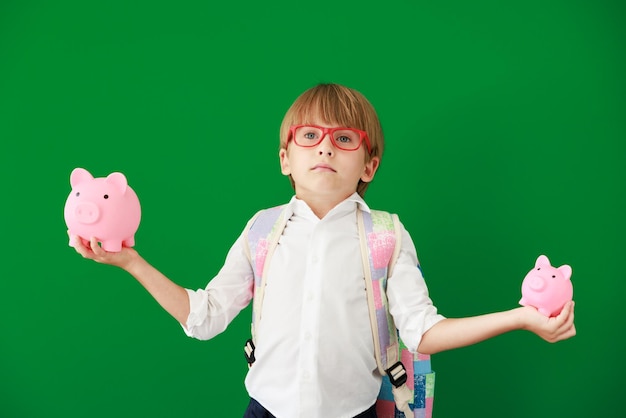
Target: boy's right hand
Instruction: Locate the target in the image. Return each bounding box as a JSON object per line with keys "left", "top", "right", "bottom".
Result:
{"left": 520, "top": 300, "right": 577, "bottom": 343}
{"left": 69, "top": 233, "right": 139, "bottom": 271}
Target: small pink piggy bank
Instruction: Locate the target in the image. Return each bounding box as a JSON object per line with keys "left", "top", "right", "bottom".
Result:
{"left": 519, "top": 255, "right": 573, "bottom": 317}
{"left": 64, "top": 167, "right": 141, "bottom": 252}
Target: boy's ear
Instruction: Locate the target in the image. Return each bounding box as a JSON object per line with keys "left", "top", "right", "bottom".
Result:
{"left": 361, "top": 156, "right": 380, "bottom": 182}
{"left": 279, "top": 148, "right": 291, "bottom": 175}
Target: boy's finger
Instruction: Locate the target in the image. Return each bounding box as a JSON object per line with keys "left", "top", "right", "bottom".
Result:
{"left": 566, "top": 301, "right": 575, "bottom": 321}
{"left": 90, "top": 237, "right": 105, "bottom": 257}
{"left": 566, "top": 301, "right": 576, "bottom": 326}
{"left": 557, "top": 301, "right": 573, "bottom": 321}
{"left": 557, "top": 301, "right": 576, "bottom": 335}
{"left": 73, "top": 239, "right": 93, "bottom": 259}
{"left": 70, "top": 234, "right": 86, "bottom": 251}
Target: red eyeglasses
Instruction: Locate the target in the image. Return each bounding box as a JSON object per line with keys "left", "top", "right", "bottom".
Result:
{"left": 288, "top": 125, "right": 372, "bottom": 154}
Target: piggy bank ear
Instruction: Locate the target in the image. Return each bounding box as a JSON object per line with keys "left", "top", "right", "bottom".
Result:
{"left": 558, "top": 264, "right": 572, "bottom": 280}
{"left": 70, "top": 168, "right": 94, "bottom": 187}
{"left": 105, "top": 172, "right": 128, "bottom": 194}
{"left": 535, "top": 255, "right": 551, "bottom": 268}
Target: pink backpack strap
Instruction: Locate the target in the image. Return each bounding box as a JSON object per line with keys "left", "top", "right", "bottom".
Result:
{"left": 358, "top": 209, "right": 435, "bottom": 418}
{"left": 357, "top": 209, "right": 400, "bottom": 373}
{"left": 244, "top": 205, "right": 290, "bottom": 342}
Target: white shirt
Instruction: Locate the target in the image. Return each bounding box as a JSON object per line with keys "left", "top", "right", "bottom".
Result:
{"left": 183, "top": 194, "right": 445, "bottom": 418}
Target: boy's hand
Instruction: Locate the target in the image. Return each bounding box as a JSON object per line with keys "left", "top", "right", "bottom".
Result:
{"left": 69, "top": 233, "right": 139, "bottom": 271}
{"left": 521, "top": 301, "right": 576, "bottom": 343}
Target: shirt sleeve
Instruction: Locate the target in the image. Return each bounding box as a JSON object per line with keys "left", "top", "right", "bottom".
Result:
{"left": 182, "top": 229, "right": 255, "bottom": 340}
{"left": 386, "top": 221, "right": 445, "bottom": 353}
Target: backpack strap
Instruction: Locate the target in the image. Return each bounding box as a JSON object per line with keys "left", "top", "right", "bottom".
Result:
{"left": 356, "top": 208, "right": 400, "bottom": 373}
{"left": 357, "top": 208, "right": 413, "bottom": 417}
{"left": 244, "top": 205, "right": 290, "bottom": 343}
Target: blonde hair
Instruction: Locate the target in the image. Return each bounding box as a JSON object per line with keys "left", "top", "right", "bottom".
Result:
{"left": 279, "top": 83, "right": 384, "bottom": 197}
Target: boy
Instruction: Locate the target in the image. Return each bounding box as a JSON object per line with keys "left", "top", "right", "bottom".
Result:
{"left": 71, "top": 83, "right": 576, "bottom": 418}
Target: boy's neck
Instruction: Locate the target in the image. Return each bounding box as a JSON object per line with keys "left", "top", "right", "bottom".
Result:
{"left": 295, "top": 191, "right": 355, "bottom": 219}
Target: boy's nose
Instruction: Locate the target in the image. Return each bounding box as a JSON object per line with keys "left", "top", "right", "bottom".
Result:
{"left": 317, "top": 134, "right": 334, "bottom": 156}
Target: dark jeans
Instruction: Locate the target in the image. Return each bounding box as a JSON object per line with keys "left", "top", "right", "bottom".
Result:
{"left": 243, "top": 398, "right": 377, "bottom": 418}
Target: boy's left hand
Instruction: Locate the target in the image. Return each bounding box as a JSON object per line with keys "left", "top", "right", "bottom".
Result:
{"left": 521, "top": 301, "right": 576, "bottom": 343}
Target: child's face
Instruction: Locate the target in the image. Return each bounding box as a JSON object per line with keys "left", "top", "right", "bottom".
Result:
{"left": 279, "top": 120, "right": 380, "bottom": 202}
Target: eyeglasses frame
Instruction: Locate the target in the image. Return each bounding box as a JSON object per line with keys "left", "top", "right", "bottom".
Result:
{"left": 287, "top": 124, "right": 372, "bottom": 154}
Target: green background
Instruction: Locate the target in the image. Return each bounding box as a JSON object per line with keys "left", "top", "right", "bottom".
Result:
{"left": 1, "top": 0, "right": 624, "bottom": 417}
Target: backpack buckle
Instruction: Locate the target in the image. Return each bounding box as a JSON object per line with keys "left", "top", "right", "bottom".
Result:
{"left": 244, "top": 339, "right": 256, "bottom": 366}
{"left": 386, "top": 361, "right": 407, "bottom": 387}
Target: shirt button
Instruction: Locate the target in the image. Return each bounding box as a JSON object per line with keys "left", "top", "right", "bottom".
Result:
{"left": 303, "top": 371, "right": 311, "bottom": 380}
{"left": 304, "top": 332, "right": 312, "bottom": 341}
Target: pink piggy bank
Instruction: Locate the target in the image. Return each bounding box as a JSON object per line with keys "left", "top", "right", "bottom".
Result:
{"left": 64, "top": 167, "right": 141, "bottom": 252}
{"left": 519, "top": 255, "right": 573, "bottom": 317}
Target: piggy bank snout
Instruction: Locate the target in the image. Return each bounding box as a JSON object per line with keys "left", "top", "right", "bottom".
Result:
{"left": 74, "top": 202, "right": 100, "bottom": 224}
{"left": 524, "top": 274, "right": 546, "bottom": 292}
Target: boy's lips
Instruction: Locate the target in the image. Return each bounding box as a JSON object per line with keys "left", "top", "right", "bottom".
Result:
{"left": 311, "top": 163, "right": 336, "bottom": 172}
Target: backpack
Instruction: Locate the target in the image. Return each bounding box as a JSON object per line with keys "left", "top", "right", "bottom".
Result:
{"left": 243, "top": 205, "right": 435, "bottom": 418}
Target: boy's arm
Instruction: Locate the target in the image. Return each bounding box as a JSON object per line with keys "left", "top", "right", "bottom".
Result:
{"left": 72, "top": 236, "right": 190, "bottom": 325}
{"left": 417, "top": 301, "right": 576, "bottom": 355}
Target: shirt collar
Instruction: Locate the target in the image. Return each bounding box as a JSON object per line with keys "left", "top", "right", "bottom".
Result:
{"left": 286, "top": 192, "right": 371, "bottom": 220}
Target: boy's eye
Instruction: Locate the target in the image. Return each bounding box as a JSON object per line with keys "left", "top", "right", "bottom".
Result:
{"left": 303, "top": 132, "right": 318, "bottom": 140}
{"left": 336, "top": 135, "right": 352, "bottom": 143}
